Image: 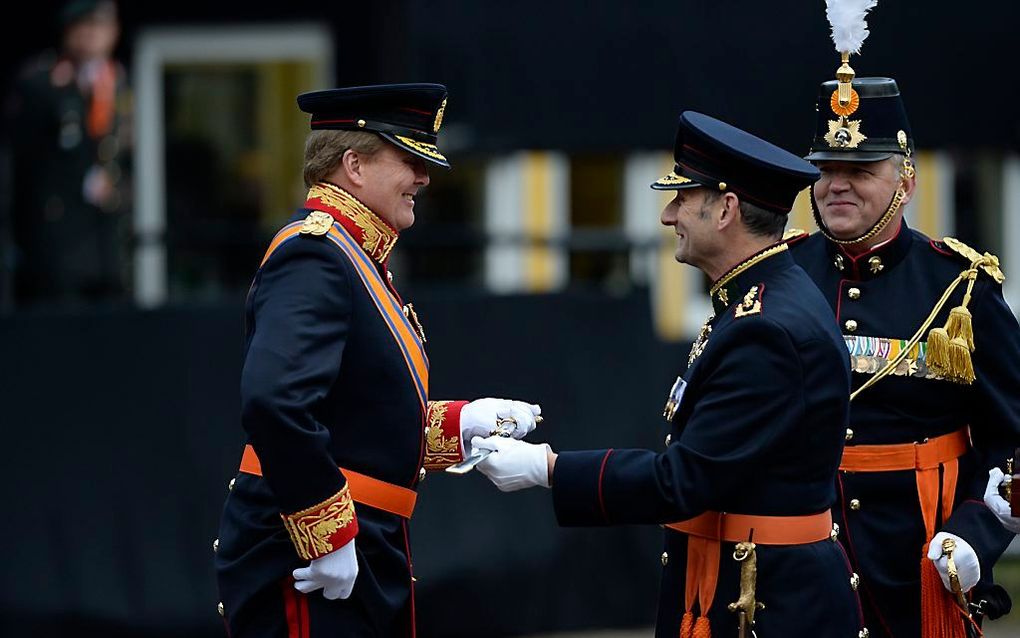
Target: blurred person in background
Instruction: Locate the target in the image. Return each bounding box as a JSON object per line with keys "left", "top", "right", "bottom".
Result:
{"left": 471, "top": 112, "right": 864, "bottom": 638}
{"left": 4, "top": 0, "right": 130, "bottom": 307}
{"left": 215, "top": 83, "right": 541, "bottom": 638}
{"left": 784, "top": 51, "right": 1020, "bottom": 638}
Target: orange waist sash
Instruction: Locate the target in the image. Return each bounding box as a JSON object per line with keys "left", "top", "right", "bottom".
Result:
{"left": 665, "top": 509, "right": 833, "bottom": 544}
{"left": 839, "top": 428, "right": 969, "bottom": 472}
{"left": 664, "top": 510, "right": 833, "bottom": 633}
{"left": 239, "top": 444, "right": 417, "bottom": 519}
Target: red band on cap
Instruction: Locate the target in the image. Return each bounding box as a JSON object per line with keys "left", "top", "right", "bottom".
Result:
{"left": 311, "top": 118, "right": 356, "bottom": 125}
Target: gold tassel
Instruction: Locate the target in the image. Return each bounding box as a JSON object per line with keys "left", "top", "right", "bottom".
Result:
{"left": 927, "top": 327, "right": 951, "bottom": 373}
{"left": 947, "top": 337, "right": 976, "bottom": 384}
{"left": 944, "top": 306, "right": 975, "bottom": 351}
{"left": 927, "top": 269, "right": 978, "bottom": 385}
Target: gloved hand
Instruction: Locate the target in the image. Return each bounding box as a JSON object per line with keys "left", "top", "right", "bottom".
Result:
{"left": 984, "top": 468, "right": 1020, "bottom": 534}
{"left": 292, "top": 539, "right": 359, "bottom": 600}
{"left": 927, "top": 532, "right": 980, "bottom": 594}
{"left": 472, "top": 435, "right": 551, "bottom": 491}
{"left": 460, "top": 398, "right": 542, "bottom": 454}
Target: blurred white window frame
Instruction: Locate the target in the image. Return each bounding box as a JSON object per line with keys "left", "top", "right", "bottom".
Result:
{"left": 132, "top": 25, "right": 333, "bottom": 307}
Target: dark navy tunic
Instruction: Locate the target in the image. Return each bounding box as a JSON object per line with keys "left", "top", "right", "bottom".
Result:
{"left": 216, "top": 185, "right": 466, "bottom": 638}
{"left": 790, "top": 221, "right": 1020, "bottom": 637}
{"left": 552, "top": 247, "right": 863, "bottom": 637}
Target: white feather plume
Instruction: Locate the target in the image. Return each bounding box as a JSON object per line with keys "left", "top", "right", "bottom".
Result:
{"left": 825, "top": 0, "right": 879, "bottom": 54}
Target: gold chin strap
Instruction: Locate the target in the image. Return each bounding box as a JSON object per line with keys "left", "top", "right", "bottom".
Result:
{"left": 812, "top": 152, "right": 914, "bottom": 247}
{"left": 812, "top": 186, "right": 905, "bottom": 247}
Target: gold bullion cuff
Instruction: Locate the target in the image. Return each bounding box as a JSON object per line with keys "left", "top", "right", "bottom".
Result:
{"left": 280, "top": 484, "right": 358, "bottom": 561}
{"left": 424, "top": 400, "right": 468, "bottom": 470}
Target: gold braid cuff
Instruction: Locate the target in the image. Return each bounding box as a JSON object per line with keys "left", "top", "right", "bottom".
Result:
{"left": 424, "top": 400, "right": 467, "bottom": 470}
{"left": 280, "top": 484, "right": 358, "bottom": 561}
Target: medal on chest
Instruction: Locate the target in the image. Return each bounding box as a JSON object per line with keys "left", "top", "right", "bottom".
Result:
{"left": 403, "top": 302, "right": 427, "bottom": 343}
{"left": 687, "top": 315, "right": 713, "bottom": 368}
{"left": 662, "top": 376, "right": 688, "bottom": 422}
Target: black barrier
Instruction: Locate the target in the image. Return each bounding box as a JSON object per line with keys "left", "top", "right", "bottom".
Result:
{"left": 0, "top": 291, "right": 690, "bottom": 637}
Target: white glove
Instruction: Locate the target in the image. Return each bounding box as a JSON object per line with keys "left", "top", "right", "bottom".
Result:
{"left": 926, "top": 532, "right": 980, "bottom": 594}
{"left": 460, "top": 398, "right": 542, "bottom": 455}
{"left": 292, "top": 539, "right": 359, "bottom": 600}
{"left": 984, "top": 468, "right": 1020, "bottom": 534}
{"left": 472, "top": 435, "right": 551, "bottom": 491}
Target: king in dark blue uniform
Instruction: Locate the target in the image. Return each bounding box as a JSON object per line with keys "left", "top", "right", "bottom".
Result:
{"left": 785, "top": 48, "right": 1020, "bottom": 637}
{"left": 472, "top": 112, "right": 864, "bottom": 638}
{"left": 214, "top": 84, "right": 541, "bottom": 638}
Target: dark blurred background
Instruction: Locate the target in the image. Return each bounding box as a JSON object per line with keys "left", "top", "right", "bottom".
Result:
{"left": 1, "top": 1, "right": 1018, "bottom": 636}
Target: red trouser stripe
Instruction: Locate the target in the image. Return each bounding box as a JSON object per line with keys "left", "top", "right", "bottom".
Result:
{"left": 282, "top": 578, "right": 310, "bottom": 638}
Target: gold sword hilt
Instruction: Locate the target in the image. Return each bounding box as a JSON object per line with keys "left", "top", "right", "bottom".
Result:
{"left": 728, "top": 541, "right": 765, "bottom": 637}
{"left": 942, "top": 538, "right": 969, "bottom": 610}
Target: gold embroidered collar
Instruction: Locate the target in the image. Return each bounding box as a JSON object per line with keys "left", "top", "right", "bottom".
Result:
{"left": 304, "top": 182, "right": 399, "bottom": 264}
{"left": 709, "top": 243, "right": 789, "bottom": 314}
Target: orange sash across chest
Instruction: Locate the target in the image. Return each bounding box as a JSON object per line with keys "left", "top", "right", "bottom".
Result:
{"left": 259, "top": 221, "right": 429, "bottom": 409}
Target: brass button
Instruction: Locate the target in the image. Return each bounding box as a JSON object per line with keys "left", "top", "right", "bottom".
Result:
{"left": 357, "top": 119, "right": 366, "bottom": 128}
{"left": 845, "top": 319, "right": 858, "bottom": 332}
{"left": 850, "top": 498, "right": 861, "bottom": 511}
{"left": 850, "top": 573, "right": 860, "bottom": 590}
{"left": 217, "top": 602, "right": 225, "bottom": 617}
{"left": 848, "top": 287, "right": 861, "bottom": 300}
{"left": 845, "top": 428, "right": 854, "bottom": 442}
{"left": 418, "top": 467, "right": 427, "bottom": 482}
{"left": 868, "top": 256, "right": 883, "bottom": 274}
{"left": 228, "top": 478, "right": 236, "bottom": 491}
{"left": 212, "top": 538, "right": 219, "bottom": 553}
{"left": 387, "top": 271, "right": 394, "bottom": 283}
{"left": 424, "top": 426, "right": 431, "bottom": 436}
{"left": 830, "top": 523, "right": 840, "bottom": 542}
{"left": 859, "top": 629, "right": 870, "bottom": 638}
{"left": 661, "top": 551, "right": 669, "bottom": 566}
{"left": 833, "top": 254, "right": 845, "bottom": 271}
{"left": 665, "top": 433, "right": 672, "bottom": 447}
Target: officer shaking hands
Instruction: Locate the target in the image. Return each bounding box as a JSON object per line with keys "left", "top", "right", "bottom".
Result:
{"left": 215, "top": 84, "right": 540, "bottom": 638}
{"left": 473, "top": 112, "right": 865, "bottom": 638}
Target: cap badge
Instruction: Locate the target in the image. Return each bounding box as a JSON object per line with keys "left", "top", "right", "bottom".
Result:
{"left": 433, "top": 98, "right": 447, "bottom": 134}
{"left": 825, "top": 117, "right": 867, "bottom": 149}
{"left": 830, "top": 88, "right": 860, "bottom": 117}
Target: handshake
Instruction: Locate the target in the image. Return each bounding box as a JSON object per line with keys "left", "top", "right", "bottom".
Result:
{"left": 293, "top": 397, "right": 552, "bottom": 601}
{"left": 452, "top": 397, "right": 556, "bottom": 491}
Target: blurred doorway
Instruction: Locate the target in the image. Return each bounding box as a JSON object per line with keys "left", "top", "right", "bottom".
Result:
{"left": 133, "top": 25, "right": 332, "bottom": 306}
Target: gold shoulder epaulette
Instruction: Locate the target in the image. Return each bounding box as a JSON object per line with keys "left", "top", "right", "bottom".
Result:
{"left": 782, "top": 228, "right": 810, "bottom": 245}
{"left": 941, "top": 236, "right": 1005, "bottom": 284}
{"left": 299, "top": 211, "right": 334, "bottom": 237}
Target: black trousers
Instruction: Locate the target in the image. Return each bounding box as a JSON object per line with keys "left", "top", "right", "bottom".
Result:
{"left": 225, "top": 576, "right": 412, "bottom": 638}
